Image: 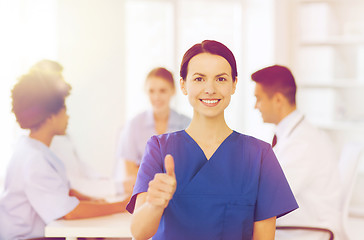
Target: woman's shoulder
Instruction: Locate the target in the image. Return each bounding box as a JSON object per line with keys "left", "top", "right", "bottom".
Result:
{"left": 123, "top": 110, "right": 151, "bottom": 129}
{"left": 145, "top": 131, "right": 185, "bottom": 152}
{"left": 152, "top": 130, "right": 185, "bottom": 141}
{"left": 172, "top": 109, "right": 190, "bottom": 119}
{"left": 232, "top": 131, "right": 271, "bottom": 150}
{"left": 11, "top": 137, "right": 49, "bottom": 169}
{"left": 170, "top": 109, "right": 191, "bottom": 127}
{"left": 129, "top": 110, "right": 150, "bottom": 122}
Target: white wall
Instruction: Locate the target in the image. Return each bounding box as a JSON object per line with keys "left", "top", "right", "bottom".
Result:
{"left": 57, "top": 0, "right": 126, "bottom": 176}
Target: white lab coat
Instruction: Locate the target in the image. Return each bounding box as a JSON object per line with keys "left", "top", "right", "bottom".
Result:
{"left": 274, "top": 110, "right": 342, "bottom": 240}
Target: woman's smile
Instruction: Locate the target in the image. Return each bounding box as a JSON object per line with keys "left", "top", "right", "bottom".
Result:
{"left": 200, "top": 98, "right": 220, "bottom": 107}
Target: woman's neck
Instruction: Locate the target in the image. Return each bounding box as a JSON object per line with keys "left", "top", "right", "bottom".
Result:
{"left": 153, "top": 108, "right": 170, "bottom": 122}
{"left": 29, "top": 129, "right": 54, "bottom": 147}
{"left": 154, "top": 109, "right": 170, "bottom": 135}
{"left": 186, "top": 113, "right": 231, "bottom": 142}
{"left": 186, "top": 113, "right": 232, "bottom": 160}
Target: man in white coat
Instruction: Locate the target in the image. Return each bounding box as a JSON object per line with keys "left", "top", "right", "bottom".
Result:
{"left": 251, "top": 65, "right": 342, "bottom": 240}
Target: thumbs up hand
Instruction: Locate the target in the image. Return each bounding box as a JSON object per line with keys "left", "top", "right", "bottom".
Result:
{"left": 146, "top": 154, "right": 177, "bottom": 209}
{"left": 165, "top": 154, "right": 175, "bottom": 178}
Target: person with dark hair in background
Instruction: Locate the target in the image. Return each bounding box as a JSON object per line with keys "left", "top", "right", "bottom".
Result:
{"left": 115, "top": 67, "right": 190, "bottom": 195}
{"left": 251, "top": 65, "right": 341, "bottom": 240}
{"left": 30, "top": 59, "right": 64, "bottom": 75}
{"left": 30, "top": 59, "right": 120, "bottom": 198}
{"left": 0, "top": 70, "right": 128, "bottom": 240}
{"left": 126, "top": 40, "right": 298, "bottom": 240}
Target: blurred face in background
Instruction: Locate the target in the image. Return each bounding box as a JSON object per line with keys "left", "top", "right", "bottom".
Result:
{"left": 254, "top": 83, "right": 279, "bottom": 124}
{"left": 146, "top": 76, "right": 175, "bottom": 115}
{"left": 50, "top": 106, "right": 69, "bottom": 136}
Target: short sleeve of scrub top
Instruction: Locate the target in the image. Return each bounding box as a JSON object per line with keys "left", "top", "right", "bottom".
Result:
{"left": 127, "top": 131, "right": 298, "bottom": 240}
{"left": 0, "top": 137, "right": 79, "bottom": 239}
{"left": 24, "top": 151, "right": 80, "bottom": 223}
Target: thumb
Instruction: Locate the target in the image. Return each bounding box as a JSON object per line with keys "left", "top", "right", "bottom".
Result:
{"left": 164, "top": 154, "right": 175, "bottom": 177}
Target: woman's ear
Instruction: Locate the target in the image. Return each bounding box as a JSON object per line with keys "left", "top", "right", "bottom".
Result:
{"left": 180, "top": 78, "right": 188, "bottom": 95}
{"left": 232, "top": 77, "right": 238, "bottom": 95}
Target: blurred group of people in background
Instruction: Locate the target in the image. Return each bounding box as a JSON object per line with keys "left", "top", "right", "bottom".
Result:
{"left": 0, "top": 39, "right": 343, "bottom": 240}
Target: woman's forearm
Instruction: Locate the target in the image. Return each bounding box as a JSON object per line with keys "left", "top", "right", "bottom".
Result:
{"left": 252, "top": 216, "right": 276, "bottom": 240}
{"left": 63, "top": 200, "right": 127, "bottom": 220}
{"left": 131, "top": 155, "right": 177, "bottom": 239}
{"left": 131, "top": 199, "right": 165, "bottom": 240}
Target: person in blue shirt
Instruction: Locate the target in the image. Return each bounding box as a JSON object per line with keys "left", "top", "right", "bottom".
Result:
{"left": 126, "top": 40, "right": 298, "bottom": 240}
{"left": 0, "top": 70, "right": 128, "bottom": 240}
{"left": 115, "top": 67, "right": 190, "bottom": 194}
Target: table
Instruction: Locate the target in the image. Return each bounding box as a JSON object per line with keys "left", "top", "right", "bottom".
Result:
{"left": 45, "top": 212, "right": 132, "bottom": 240}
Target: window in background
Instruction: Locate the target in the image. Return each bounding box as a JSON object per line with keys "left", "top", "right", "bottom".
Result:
{"left": 124, "top": 0, "right": 175, "bottom": 120}
{"left": 0, "top": 0, "right": 58, "bottom": 180}
{"left": 176, "top": 0, "right": 244, "bottom": 129}
{"left": 0, "top": 0, "right": 276, "bottom": 182}
{"left": 124, "top": 0, "right": 275, "bottom": 140}
{"left": 242, "top": 0, "right": 276, "bottom": 141}
{"left": 124, "top": 0, "right": 245, "bottom": 130}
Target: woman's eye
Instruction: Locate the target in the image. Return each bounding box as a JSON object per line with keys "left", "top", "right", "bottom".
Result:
{"left": 194, "top": 77, "right": 203, "bottom": 82}
{"left": 217, "top": 77, "right": 226, "bottom": 82}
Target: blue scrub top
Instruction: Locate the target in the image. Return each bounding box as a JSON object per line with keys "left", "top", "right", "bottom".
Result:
{"left": 127, "top": 130, "right": 298, "bottom": 240}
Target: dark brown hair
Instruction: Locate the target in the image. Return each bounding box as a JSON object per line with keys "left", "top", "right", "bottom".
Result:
{"left": 180, "top": 40, "right": 237, "bottom": 81}
{"left": 11, "top": 71, "right": 71, "bottom": 130}
{"left": 146, "top": 67, "right": 175, "bottom": 88}
{"left": 251, "top": 65, "right": 296, "bottom": 105}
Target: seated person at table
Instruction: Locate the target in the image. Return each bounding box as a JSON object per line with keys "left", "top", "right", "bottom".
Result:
{"left": 115, "top": 67, "right": 190, "bottom": 194}
{"left": 127, "top": 40, "right": 298, "bottom": 240}
{"left": 31, "top": 59, "right": 121, "bottom": 198}
{"left": 0, "top": 71, "right": 128, "bottom": 240}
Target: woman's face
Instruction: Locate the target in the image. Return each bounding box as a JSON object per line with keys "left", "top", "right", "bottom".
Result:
{"left": 146, "top": 76, "right": 175, "bottom": 115}
{"left": 180, "top": 53, "right": 237, "bottom": 119}
{"left": 51, "top": 107, "right": 69, "bottom": 135}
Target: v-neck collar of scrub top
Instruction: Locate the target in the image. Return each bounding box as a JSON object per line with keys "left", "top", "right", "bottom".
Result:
{"left": 177, "top": 130, "right": 239, "bottom": 194}
{"left": 181, "top": 130, "right": 236, "bottom": 161}
{"left": 145, "top": 109, "right": 185, "bottom": 133}
{"left": 275, "top": 110, "right": 305, "bottom": 143}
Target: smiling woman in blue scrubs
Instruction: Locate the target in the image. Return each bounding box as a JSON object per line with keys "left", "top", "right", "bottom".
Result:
{"left": 127, "top": 40, "right": 298, "bottom": 240}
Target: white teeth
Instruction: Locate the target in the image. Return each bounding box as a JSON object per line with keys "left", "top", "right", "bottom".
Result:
{"left": 202, "top": 99, "right": 219, "bottom": 104}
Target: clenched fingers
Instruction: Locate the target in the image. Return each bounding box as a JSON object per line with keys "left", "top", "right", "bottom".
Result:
{"left": 146, "top": 173, "right": 176, "bottom": 208}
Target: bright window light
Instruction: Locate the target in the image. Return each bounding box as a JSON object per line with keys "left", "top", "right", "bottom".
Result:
{"left": 0, "top": 0, "right": 58, "bottom": 180}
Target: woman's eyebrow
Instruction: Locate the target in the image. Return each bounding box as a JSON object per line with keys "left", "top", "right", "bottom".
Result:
{"left": 192, "top": 73, "right": 206, "bottom": 77}
{"left": 192, "top": 73, "right": 229, "bottom": 77}
{"left": 216, "top": 73, "right": 229, "bottom": 77}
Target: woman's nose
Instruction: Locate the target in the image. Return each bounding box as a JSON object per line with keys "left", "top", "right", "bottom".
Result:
{"left": 204, "top": 80, "right": 216, "bottom": 94}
